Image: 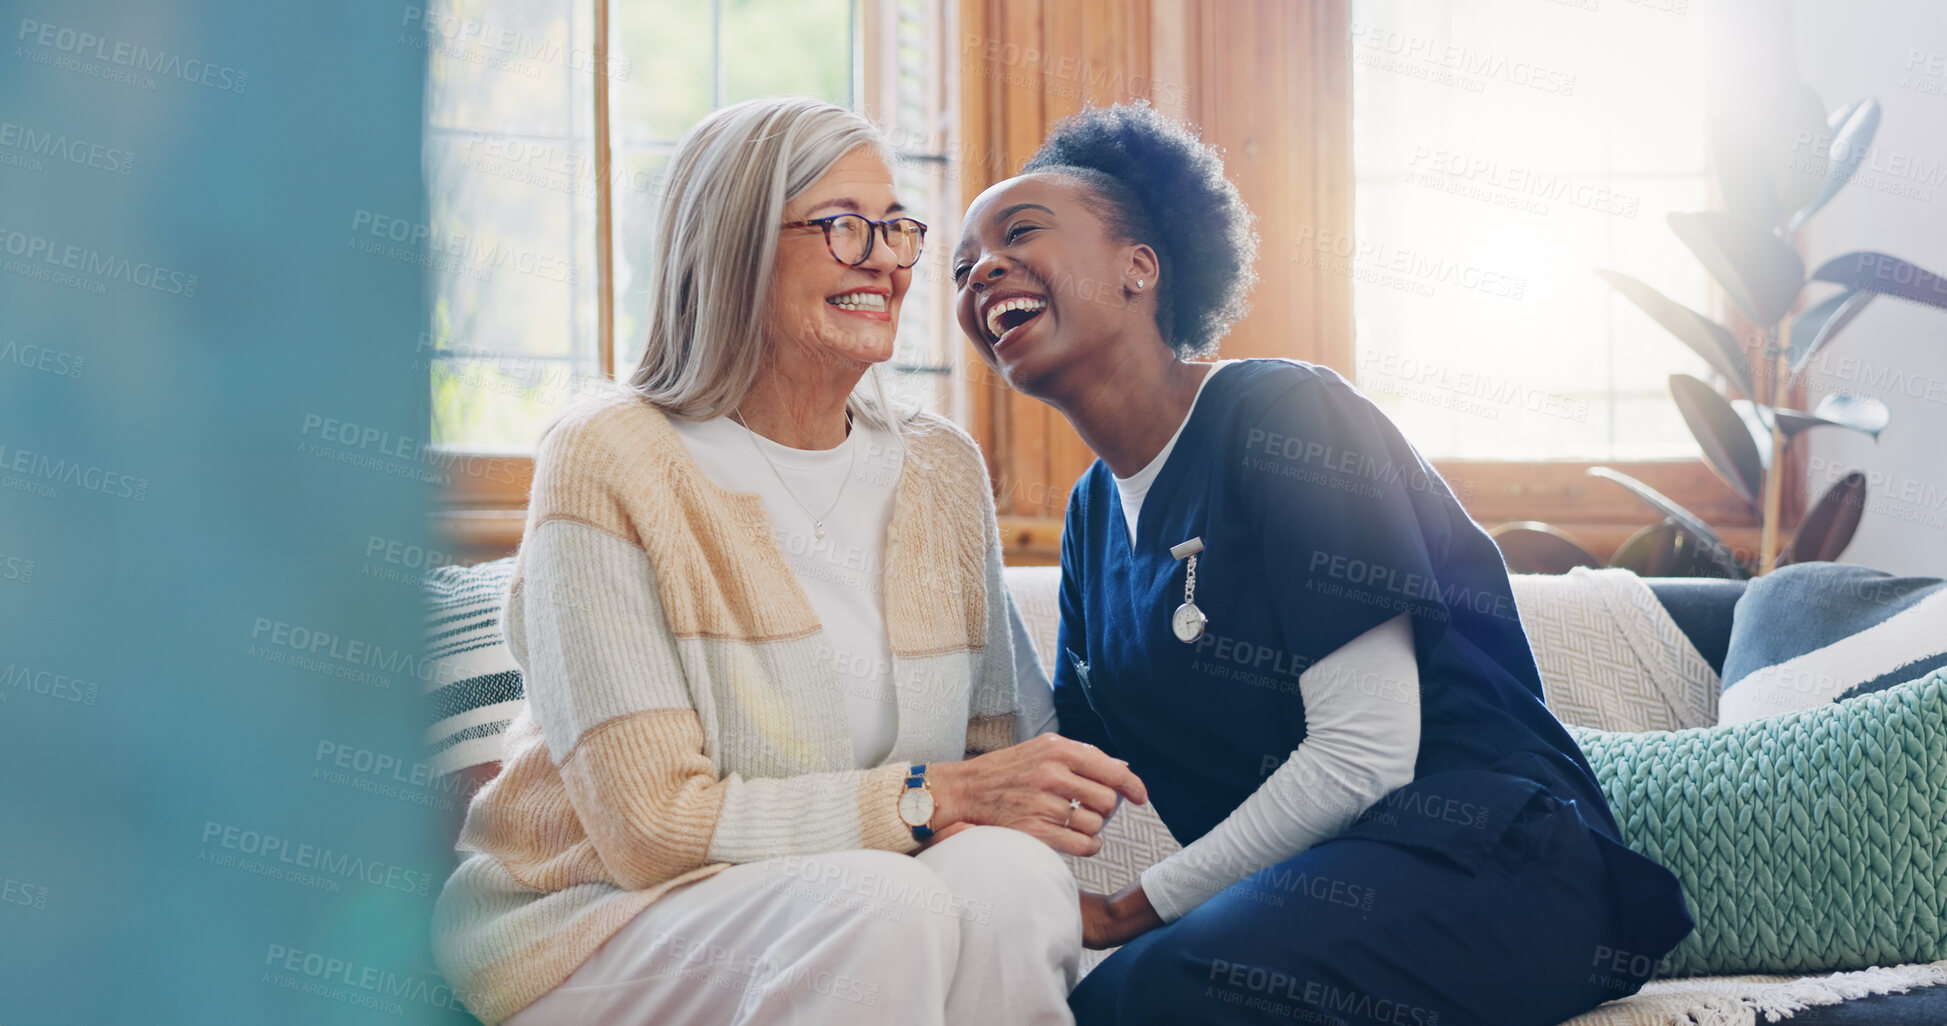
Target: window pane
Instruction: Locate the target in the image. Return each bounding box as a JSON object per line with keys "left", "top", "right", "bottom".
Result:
{"left": 421, "top": 0, "right": 581, "bottom": 136}
{"left": 422, "top": 0, "right": 598, "bottom": 450}
{"left": 722, "top": 0, "right": 853, "bottom": 106}
{"left": 611, "top": 147, "right": 671, "bottom": 376}
{"left": 884, "top": 150, "right": 955, "bottom": 413}
{"left": 610, "top": 0, "right": 716, "bottom": 143}
{"left": 609, "top": 0, "right": 854, "bottom": 385}
{"left": 423, "top": 126, "right": 598, "bottom": 447}
{"left": 877, "top": 0, "right": 958, "bottom": 418}
{"left": 1351, "top": 0, "right": 1714, "bottom": 460}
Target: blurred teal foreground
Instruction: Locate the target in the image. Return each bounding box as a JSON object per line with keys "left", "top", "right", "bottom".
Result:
{"left": 0, "top": 2, "right": 469, "bottom": 1022}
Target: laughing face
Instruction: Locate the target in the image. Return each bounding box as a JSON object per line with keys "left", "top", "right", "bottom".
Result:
{"left": 768, "top": 145, "right": 911, "bottom": 372}
{"left": 952, "top": 173, "right": 1156, "bottom": 396}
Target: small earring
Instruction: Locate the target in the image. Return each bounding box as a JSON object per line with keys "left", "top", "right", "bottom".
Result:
{"left": 1135, "top": 279, "right": 1145, "bottom": 290}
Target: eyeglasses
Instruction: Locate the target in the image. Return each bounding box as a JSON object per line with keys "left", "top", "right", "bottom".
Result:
{"left": 781, "top": 213, "right": 928, "bottom": 269}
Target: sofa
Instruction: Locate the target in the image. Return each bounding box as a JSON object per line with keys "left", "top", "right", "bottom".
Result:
{"left": 424, "top": 559, "right": 1947, "bottom": 1025}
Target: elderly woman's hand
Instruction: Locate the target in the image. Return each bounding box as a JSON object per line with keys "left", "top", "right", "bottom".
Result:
{"left": 925, "top": 734, "right": 1147, "bottom": 856}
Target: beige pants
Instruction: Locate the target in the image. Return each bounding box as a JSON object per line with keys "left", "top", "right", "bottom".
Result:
{"left": 507, "top": 826, "right": 1082, "bottom": 1026}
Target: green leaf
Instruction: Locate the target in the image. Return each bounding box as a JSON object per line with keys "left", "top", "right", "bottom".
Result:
{"left": 1733, "top": 394, "right": 1889, "bottom": 455}
{"left": 1788, "top": 98, "right": 1882, "bottom": 233}
{"left": 1775, "top": 84, "right": 1831, "bottom": 216}
{"left": 1783, "top": 393, "right": 1891, "bottom": 438}
{"left": 1668, "top": 211, "right": 1807, "bottom": 328}
{"left": 1596, "top": 269, "right": 1753, "bottom": 398}
{"left": 1809, "top": 252, "right": 1947, "bottom": 311}
{"left": 1489, "top": 522, "right": 1601, "bottom": 575}
{"left": 1587, "top": 466, "right": 1749, "bottom": 577}
{"left": 1670, "top": 373, "right": 1765, "bottom": 508}
{"left": 1826, "top": 96, "right": 1867, "bottom": 134}
{"left": 1609, "top": 520, "right": 1682, "bottom": 575}
{"left": 1729, "top": 401, "right": 1777, "bottom": 470}
{"left": 1787, "top": 289, "right": 1877, "bottom": 381}
{"left": 1778, "top": 471, "right": 1867, "bottom": 565}
{"left": 1608, "top": 520, "right": 1741, "bottom": 578}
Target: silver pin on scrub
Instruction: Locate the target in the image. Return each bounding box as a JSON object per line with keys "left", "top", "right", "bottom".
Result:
{"left": 1169, "top": 536, "right": 1207, "bottom": 643}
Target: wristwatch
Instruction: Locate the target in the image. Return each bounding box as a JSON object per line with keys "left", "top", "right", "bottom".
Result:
{"left": 899, "top": 763, "right": 936, "bottom": 841}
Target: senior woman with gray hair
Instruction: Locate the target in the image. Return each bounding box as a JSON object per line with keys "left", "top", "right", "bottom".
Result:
{"left": 432, "top": 97, "right": 1145, "bottom": 1026}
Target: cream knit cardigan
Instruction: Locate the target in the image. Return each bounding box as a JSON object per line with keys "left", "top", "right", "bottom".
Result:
{"left": 431, "top": 390, "right": 1023, "bottom": 1025}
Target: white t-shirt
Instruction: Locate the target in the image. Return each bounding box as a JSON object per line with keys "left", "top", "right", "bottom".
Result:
{"left": 1112, "top": 361, "right": 1237, "bottom": 544}
{"left": 669, "top": 413, "right": 904, "bottom": 769}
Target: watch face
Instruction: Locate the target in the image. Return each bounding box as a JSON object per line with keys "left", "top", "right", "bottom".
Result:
{"left": 1171, "top": 602, "right": 1207, "bottom": 643}
{"left": 899, "top": 787, "right": 934, "bottom": 827}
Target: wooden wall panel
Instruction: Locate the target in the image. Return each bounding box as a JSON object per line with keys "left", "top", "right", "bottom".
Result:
{"left": 961, "top": 0, "right": 1000, "bottom": 495}
{"left": 997, "top": 0, "right": 1052, "bottom": 523}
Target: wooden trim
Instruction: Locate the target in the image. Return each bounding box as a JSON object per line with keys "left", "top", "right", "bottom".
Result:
{"left": 1432, "top": 459, "right": 1759, "bottom": 528}
{"left": 999, "top": 515, "right": 1064, "bottom": 565}
{"left": 439, "top": 452, "right": 533, "bottom": 510}
{"left": 858, "top": 0, "right": 880, "bottom": 113}
{"left": 437, "top": 508, "right": 528, "bottom": 562}
{"left": 993, "top": 457, "right": 1784, "bottom": 569}
{"left": 431, "top": 453, "right": 1792, "bottom": 565}
{"left": 1521, "top": 522, "right": 1769, "bottom": 567}
{"left": 593, "top": 0, "right": 616, "bottom": 378}
{"left": 1433, "top": 457, "right": 1785, "bottom": 567}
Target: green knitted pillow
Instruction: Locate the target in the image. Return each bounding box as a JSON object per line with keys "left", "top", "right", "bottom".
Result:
{"left": 1570, "top": 668, "right": 1947, "bottom": 977}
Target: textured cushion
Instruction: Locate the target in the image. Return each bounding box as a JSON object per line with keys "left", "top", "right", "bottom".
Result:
{"left": 1571, "top": 669, "right": 1947, "bottom": 976}
{"left": 1511, "top": 568, "right": 1720, "bottom": 732}
{"left": 422, "top": 556, "right": 521, "bottom": 776}
{"left": 1719, "top": 563, "right": 1947, "bottom": 726}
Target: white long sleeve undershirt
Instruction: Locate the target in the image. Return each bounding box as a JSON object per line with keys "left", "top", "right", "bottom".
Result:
{"left": 1137, "top": 614, "right": 1421, "bottom": 922}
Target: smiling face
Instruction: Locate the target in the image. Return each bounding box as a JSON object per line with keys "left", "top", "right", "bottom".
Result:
{"left": 952, "top": 172, "right": 1159, "bottom": 396}
{"left": 768, "top": 145, "right": 912, "bottom": 372}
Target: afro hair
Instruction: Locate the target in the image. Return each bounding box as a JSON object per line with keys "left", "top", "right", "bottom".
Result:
{"left": 1021, "top": 102, "right": 1258, "bottom": 357}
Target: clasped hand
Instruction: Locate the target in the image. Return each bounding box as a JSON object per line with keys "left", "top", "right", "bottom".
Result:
{"left": 924, "top": 734, "right": 1147, "bottom": 857}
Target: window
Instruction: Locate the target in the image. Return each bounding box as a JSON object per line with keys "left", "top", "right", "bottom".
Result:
{"left": 861, "top": 0, "right": 963, "bottom": 420}
{"left": 419, "top": 0, "right": 957, "bottom": 453}
{"left": 420, "top": 0, "right": 600, "bottom": 451}
{"left": 1349, "top": 0, "right": 1715, "bottom": 460}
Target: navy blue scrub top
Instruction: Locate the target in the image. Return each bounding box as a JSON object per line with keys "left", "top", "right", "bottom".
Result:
{"left": 1054, "top": 359, "right": 1625, "bottom": 849}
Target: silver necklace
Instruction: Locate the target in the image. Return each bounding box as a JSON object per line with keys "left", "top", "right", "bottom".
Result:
{"left": 731, "top": 409, "right": 857, "bottom": 540}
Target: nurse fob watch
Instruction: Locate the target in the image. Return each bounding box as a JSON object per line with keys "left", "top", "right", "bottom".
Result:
{"left": 1170, "top": 536, "right": 1208, "bottom": 643}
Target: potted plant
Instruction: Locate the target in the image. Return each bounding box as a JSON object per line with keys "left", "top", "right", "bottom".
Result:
{"left": 1495, "top": 85, "right": 1947, "bottom": 578}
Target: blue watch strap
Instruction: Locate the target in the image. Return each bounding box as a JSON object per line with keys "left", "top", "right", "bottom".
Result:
{"left": 904, "top": 764, "right": 933, "bottom": 841}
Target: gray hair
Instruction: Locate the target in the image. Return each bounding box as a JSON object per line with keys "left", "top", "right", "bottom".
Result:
{"left": 627, "top": 97, "right": 907, "bottom": 429}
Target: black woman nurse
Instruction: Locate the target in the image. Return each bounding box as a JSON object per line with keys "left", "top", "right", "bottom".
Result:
{"left": 950, "top": 103, "right": 1693, "bottom": 1026}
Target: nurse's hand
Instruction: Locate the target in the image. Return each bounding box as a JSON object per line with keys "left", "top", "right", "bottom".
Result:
{"left": 1080, "top": 881, "right": 1164, "bottom": 949}
{"left": 926, "top": 734, "right": 1147, "bottom": 856}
